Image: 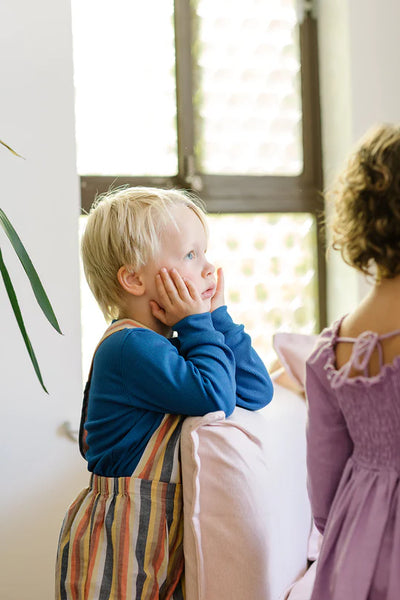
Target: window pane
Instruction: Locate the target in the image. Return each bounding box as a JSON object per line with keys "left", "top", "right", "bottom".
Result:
{"left": 207, "top": 213, "right": 318, "bottom": 366}
{"left": 193, "top": 0, "right": 303, "bottom": 176}
{"left": 80, "top": 213, "right": 317, "bottom": 379}
{"left": 71, "top": 0, "right": 177, "bottom": 176}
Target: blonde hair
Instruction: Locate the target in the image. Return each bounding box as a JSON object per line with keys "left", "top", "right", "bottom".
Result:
{"left": 329, "top": 123, "right": 400, "bottom": 280}
{"left": 81, "top": 186, "right": 207, "bottom": 321}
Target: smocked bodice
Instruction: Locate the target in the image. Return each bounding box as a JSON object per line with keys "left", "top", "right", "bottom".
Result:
{"left": 309, "top": 318, "right": 400, "bottom": 472}
{"left": 338, "top": 380, "right": 400, "bottom": 471}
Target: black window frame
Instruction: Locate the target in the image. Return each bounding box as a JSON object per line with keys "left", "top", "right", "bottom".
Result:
{"left": 79, "top": 0, "right": 326, "bottom": 330}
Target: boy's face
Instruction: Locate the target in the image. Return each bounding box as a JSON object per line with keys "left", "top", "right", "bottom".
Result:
{"left": 142, "top": 204, "right": 216, "bottom": 309}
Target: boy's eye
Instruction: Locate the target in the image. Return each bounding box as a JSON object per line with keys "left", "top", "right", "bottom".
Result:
{"left": 186, "top": 251, "right": 195, "bottom": 260}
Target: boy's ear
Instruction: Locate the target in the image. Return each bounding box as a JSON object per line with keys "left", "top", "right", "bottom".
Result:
{"left": 117, "top": 266, "right": 145, "bottom": 296}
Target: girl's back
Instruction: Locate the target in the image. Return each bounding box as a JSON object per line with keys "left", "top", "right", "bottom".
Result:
{"left": 335, "top": 277, "right": 400, "bottom": 377}
{"left": 335, "top": 318, "right": 400, "bottom": 470}
{"left": 306, "top": 282, "right": 400, "bottom": 599}
{"left": 306, "top": 123, "right": 400, "bottom": 599}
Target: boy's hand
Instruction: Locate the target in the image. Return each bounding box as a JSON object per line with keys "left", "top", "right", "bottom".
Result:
{"left": 210, "top": 267, "right": 225, "bottom": 312}
{"left": 150, "top": 268, "right": 210, "bottom": 326}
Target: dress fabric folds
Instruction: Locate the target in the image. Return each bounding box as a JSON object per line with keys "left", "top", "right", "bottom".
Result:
{"left": 306, "top": 319, "right": 400, "bottom": 600}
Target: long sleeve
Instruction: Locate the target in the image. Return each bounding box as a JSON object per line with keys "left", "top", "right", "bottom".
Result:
{"left": 305, "top": 356, "right": 353, "bottom": 534}
{"left": 93, "top": 312, "right": 237, "bottom": 418}
{"left": 211, "top": 306, "right": 273, "bottom": 410}
{"left": 87, "top": 313, "right": 240, "bottom": 475}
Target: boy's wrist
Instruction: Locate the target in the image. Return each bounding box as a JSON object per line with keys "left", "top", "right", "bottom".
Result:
{"left": 210, "top": 305, "right": 239, "bottom": 333}
{"left": 173, "top": 311, "right": 227, "bottom": 350}
{"left": 173, "top": 311, "right": 214, "bottom": 331}
{"left": 210, "top": 301, "right": 225, "bottom": 312}
{"left": 211, "top": 304, "right": 229, "bottom": 318}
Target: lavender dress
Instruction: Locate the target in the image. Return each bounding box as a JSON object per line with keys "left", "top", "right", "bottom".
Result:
{"left": 306, "top": 317, "right": 400, "bottom": 600}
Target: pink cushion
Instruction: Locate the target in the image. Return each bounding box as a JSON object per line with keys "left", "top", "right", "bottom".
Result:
{"left": 273, "top": 332, "right": 318, "bottom": 390}
{"left": 181, "top": 390, "right": 312, "bottom": 600}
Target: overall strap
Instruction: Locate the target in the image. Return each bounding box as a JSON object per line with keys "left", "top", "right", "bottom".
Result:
{"left": 78, "top": 318, "right": 148, "bottom": 458}
{"left": 89, "top": 413, "right": 185, "bottom": 492}
{"left": 133, "top": 413, "right": 184, "bottom": 482}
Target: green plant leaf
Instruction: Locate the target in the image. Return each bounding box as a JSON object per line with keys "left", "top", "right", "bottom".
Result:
{"left": 0, "top": 247, "right": 48, "bottom": 393}
{"left": 0, "top": 139, "right": 24, "bottom": 159}
{"left": 0, "top": 208, "right": 62, "bottom": 334}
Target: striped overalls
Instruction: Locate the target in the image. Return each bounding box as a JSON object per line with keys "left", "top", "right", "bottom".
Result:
{"left": 55, "top": 321, "right": 185, "bottom": 600}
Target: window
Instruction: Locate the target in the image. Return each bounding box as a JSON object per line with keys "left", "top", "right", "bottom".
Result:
{"left": 72, "top": 0, "right": 324, "bottom": 373}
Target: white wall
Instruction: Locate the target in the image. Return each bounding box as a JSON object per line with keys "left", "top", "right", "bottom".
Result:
{"left": 347, "top": 0, "right": 400, "bottom": 304}
{"left": 0, "top": 1, "right": 88, "bottom": 599}
{"left": 318, "top": 0, "right": 400, "bottom": 324}
{"left": 317, "top": 0, "right": 356, "bottom": 324}
{"left": 2, "top": 1, "right": 400, "bottom": 598}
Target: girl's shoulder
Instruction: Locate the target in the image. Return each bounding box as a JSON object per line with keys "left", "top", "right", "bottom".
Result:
{"left": 307, "top": 316, "right": 345, "bottom": 367}
{"left": 307, "top": 314, "right": 400, "bottom": 389}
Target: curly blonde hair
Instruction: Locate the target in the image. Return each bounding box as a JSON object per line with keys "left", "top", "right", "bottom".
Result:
{"left": 330, "top": 124, "right": 400, "bottom": 280}
{"left": 81, "top": 186, "right": 208, "bottom": 321}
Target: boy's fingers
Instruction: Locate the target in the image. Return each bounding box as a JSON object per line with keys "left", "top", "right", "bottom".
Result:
{"left": 150, "top": 298, "right": 161, "bottom": 316}
{"left": 154, "top": 274, "right": 171, "bottom": 309}
{"left": 150, "top": 300, "right": 168, "bottom": 324}
{"left": 169, "top": 268, "right": 190, "bottom": 299}
{"left": 210, "top": 267, "right": 225, "bottom": 312}
{"left": 216, "top": 267, "right": 224, "bottom": 294}
{"left": 157, "top": 269, "right": 178, "bottom": 303}
{"left": 184, "top": 277, "right": 201, "bottom": 300}
{"left": 149, "top": 299, "right": 161, "bottom": 314}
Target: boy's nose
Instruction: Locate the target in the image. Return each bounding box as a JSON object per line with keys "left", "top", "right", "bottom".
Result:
{"left": 203, "top": 260, "right": 215, "bottom": 277}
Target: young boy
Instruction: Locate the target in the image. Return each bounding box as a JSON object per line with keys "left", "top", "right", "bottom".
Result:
{"left": 55, "top": 187, "right": 273, "bottom": 600}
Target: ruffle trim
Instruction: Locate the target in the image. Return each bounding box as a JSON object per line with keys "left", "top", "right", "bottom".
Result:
{"left": 309, "top": 316, "right": 400, "bottom": 389}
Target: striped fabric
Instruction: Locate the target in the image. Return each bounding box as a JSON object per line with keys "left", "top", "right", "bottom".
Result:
{"left": 55, "top": 320, "right": 185, "bottom": 599}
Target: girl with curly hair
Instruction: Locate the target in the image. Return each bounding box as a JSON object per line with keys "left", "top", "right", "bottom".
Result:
{"left": 305, "top": 124, "right": 400, "bottom": 599}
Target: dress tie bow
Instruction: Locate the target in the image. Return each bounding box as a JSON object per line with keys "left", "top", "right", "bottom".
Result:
{"left": 331, "top": 331, "right": 380, "bottom": 389}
